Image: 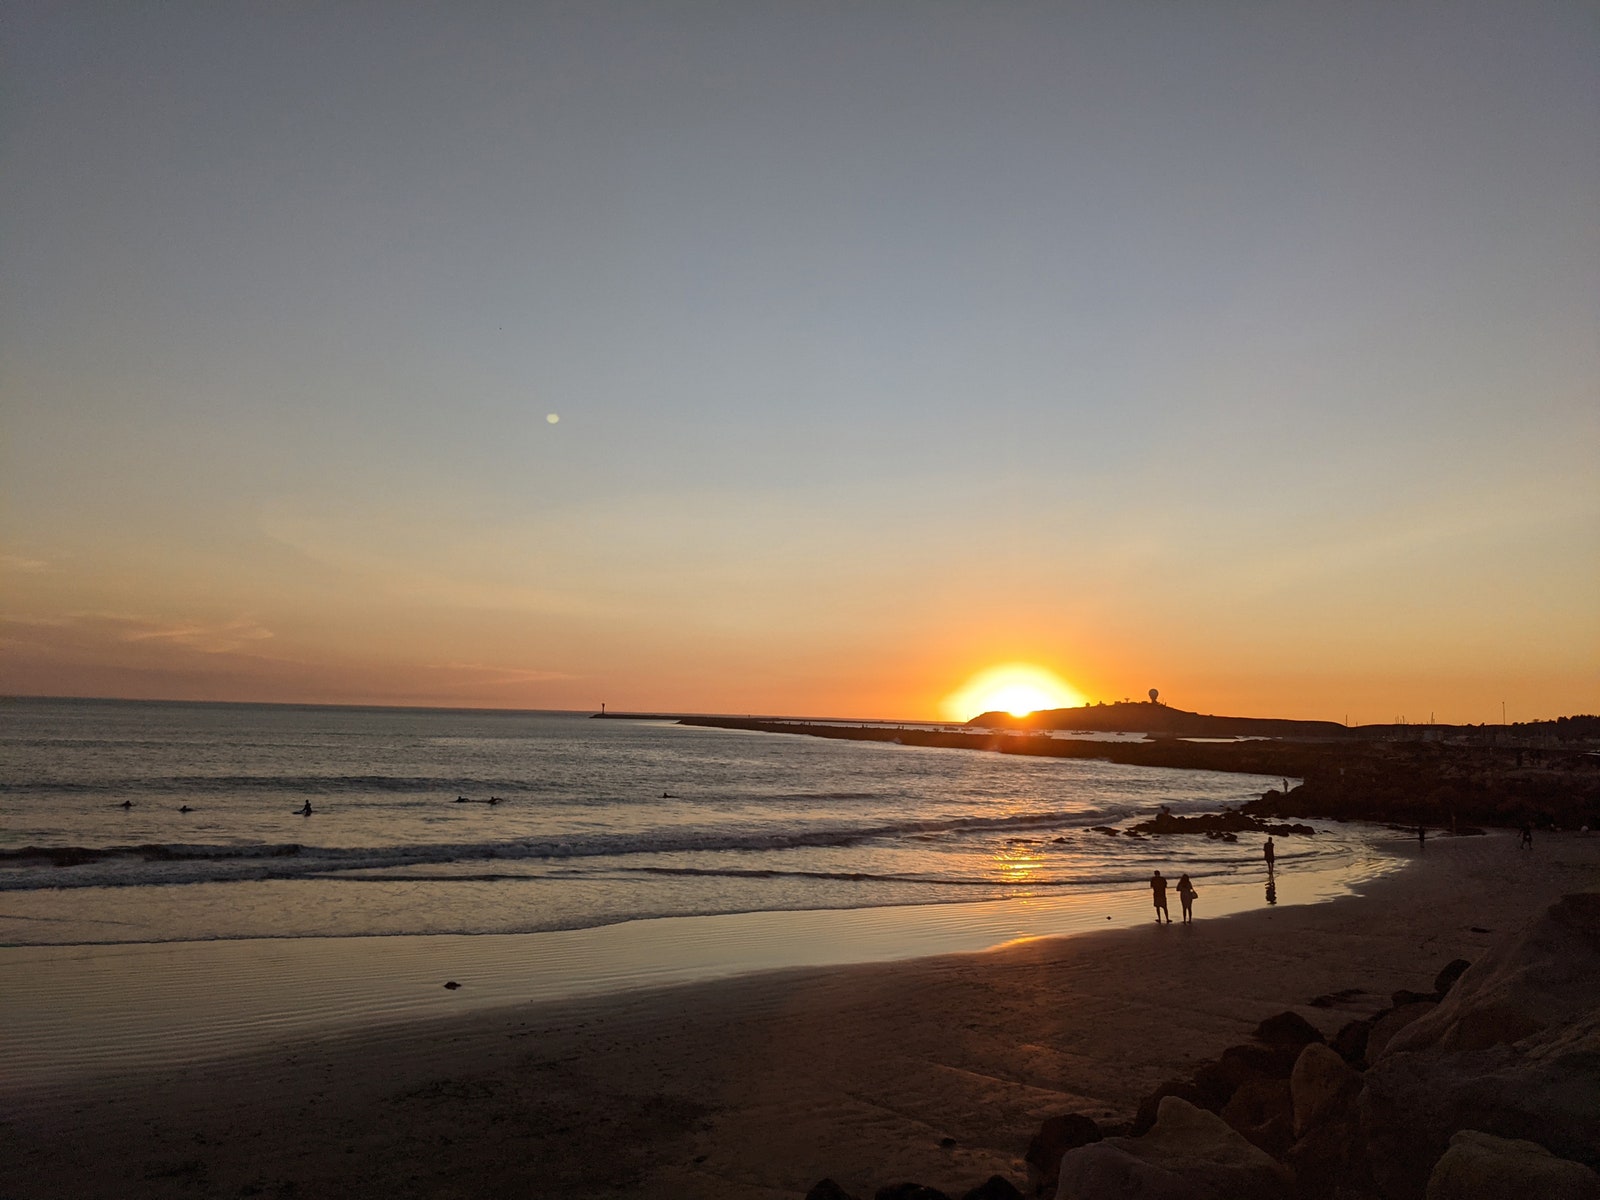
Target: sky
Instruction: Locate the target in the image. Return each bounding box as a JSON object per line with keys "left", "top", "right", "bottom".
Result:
{"left": 2, "top": 2, "right": 1596, "bottom": 724}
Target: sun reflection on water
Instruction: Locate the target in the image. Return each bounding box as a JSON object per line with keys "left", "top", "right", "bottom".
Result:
{"left": 991, "top": 843, "right": 1045, "bottom": 886}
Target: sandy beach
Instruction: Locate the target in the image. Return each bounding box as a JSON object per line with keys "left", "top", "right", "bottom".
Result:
{"left": 3, "top": 831, "right": 1595, "bottom": 1199}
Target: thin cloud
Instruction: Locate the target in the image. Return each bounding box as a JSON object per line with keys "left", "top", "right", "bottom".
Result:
{"left": 431, "top": 662, "right": 576, "bottom": 687}
{"left": 69, "top": 613, "right": 276, "bottom": 654}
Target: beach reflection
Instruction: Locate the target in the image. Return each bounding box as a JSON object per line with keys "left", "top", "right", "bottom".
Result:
{"left": 991, "top": 844, "right": 1045, "bottom": 885}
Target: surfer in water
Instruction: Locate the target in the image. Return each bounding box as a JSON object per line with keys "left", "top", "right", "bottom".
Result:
{"left": 295, "top": 801, "right": 313, "bottom": 816}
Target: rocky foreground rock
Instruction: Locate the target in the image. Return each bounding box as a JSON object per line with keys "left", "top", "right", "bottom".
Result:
{"left": 809, "top": 892, "right": 1600, "bottom": 1200}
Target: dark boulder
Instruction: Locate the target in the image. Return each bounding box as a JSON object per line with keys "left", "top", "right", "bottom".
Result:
{"left": 1391, "top": 988, "right": 1434, "bottom": 1007}
{"left": 1425, "top": 1129, "right": 1600, "bottom": 1200}
{"left": 1220, "top": 1041, "right": 1302, "bottom": 1081}
{"left": 875, "top": 1185, "right": 952, "bottom": 1200}
{"left": 1284, "top": 1115, "right": 1370, "bottom": 1200}
{"left": 1364, "top": 1000, "right": 1437, "bottom": 1063}
{"left": 1219, "top": 1076, "right": 1294, "bottom": 1157}
{"left": 1132, "top": 1079, "right": 1210, "bottom": 1136}
{"left": 1189, "top": 1059, "right": 1243, "bottom": 1110}
{"left": 1290, "top": 1043, "right": 1363, "bottom": 1140}
{"left": 807, "top": 1181, "right": 861, "bottom": 1200}
{"left": 1330, "top": 1017, "right": 1374, "bottom": 1066}
{"left": 958, "top": 1176, "right": 1024, "bottom": 1200}
{"left": 1060, "top": 1097, "right": 1293, "bottom": 1200}
{"left": 1433, "top": 958, "right": 1471, "bottom": 997}
{"left": 1024, "top": 1112, "right": 1101, "bottom": 1192}
{"left": 1253, "top": 1010, "right": 1325, "bottom": 1048}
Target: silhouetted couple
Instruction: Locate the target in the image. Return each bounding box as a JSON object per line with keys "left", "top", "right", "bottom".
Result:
{"left": 1150, "top": 870, "right": 1197, "bottom": 924}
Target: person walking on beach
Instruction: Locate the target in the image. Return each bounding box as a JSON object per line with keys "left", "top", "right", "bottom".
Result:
{"left": 1150, "top": 870, "right": 1171, "bottom": 923}
{"left": 1176, "top": 873, "right": 1197, "bottom": 923}
{"left": 1263, "top": 837, "right": 1275, "bottom": 870}
{"left": 1520, "top": 821, "right": 1534, "bottom": 850}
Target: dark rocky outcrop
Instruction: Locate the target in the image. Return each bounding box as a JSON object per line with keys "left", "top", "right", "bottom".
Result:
{"left": 808, "top": 901, "right": 1594, "bottom": 1200}
{"left": 807, "top": 1181, "right": 861, "bottom": 1200}
{"left": 1360, "top": 1011, "right": 1600, "bottom": 1198}
{"left": 1384, "top": 892, "right": 1600, "bottom": 1058}
{"left": 1128, "top": 810, "right": 1316, "bottom": 838}
{"left": 1081, "top": 899, "right": 1599, "bottom": 1200}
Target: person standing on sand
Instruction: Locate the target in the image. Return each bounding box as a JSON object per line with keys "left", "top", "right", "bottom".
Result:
{"left": 1263, "top": 837, "right": 1275, "bottom": 869}
{"left": 1176, "top": 873, "right": 1197, "bottom": 923}
{"left": 1150, "top": 870, "right": 1171, "bottom": 923}
{"left": 1520, "top": 821, "right": 1534, "bottom": 850}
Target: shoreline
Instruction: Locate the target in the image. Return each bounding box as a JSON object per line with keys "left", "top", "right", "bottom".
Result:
{"left": 4, "top": 832, "right": 1595, "bottom": 1197}
{"left": 0, "top": 830, "right": 1397, "bottom": 1096}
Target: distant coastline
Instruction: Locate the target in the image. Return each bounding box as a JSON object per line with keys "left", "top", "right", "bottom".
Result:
{"left": 679, "top": 709, "right": 1600, "bottom": 834}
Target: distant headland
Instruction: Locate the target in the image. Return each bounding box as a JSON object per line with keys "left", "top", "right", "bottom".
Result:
{"left": 969, "top": 699, "right": 1352, "bottom": 739}
{"left": 967, "top": 698, "right": 1599, "bottom": 743}
{"left": 669, "top": 704, "right": 1600, "bottom": 833}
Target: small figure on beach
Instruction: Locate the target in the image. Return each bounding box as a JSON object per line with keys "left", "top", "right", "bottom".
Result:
{"left": 1520, "top": 821, "right": 1534, "bottom": 850}
{"left": 1176, "top": 873, "right": 1197, "bottom": 923}
{"left": 296, "top": 801, "right": 313, "bottom": 816}
{"left": 1150, "top": 870, "right": 1171, "bottom": 923}
{"left": 1263, "top": 837, "right": 1275, "bottom": 869}
{"left": 1417, "top": 823, "right": 1426, "bottom": 848}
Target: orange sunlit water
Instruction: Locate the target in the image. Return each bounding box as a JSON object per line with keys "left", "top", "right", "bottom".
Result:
{"left": 941, "top": 663, "right": 1085, "bottom": 722}
{"left": 989, "top": 843, "right": 1045, "bottom": 886}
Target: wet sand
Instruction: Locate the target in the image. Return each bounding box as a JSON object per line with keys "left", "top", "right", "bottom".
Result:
{"left": 3, "top": 832, "right": 1594, "bottom": 1199}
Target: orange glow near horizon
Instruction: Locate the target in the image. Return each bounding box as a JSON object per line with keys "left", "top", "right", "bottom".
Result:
{"left": 941, "top": 663, "right": 1085, "bottom": 723}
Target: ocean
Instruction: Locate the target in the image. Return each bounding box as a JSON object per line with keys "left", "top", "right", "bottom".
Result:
{"left": 0, "top": 697, "right": 1389, "bottom": 946}
{"left": 1, "top": 697, "right": 1404, "bottom": 1089}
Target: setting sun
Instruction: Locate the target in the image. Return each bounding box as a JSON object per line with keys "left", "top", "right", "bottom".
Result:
{"left": 941, "top": 664, "right": 1086, "bottom": 723}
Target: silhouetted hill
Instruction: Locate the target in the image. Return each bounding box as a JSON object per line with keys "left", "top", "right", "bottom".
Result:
{"left": 968, "top": 701, "right": 1352, "bottom": 739}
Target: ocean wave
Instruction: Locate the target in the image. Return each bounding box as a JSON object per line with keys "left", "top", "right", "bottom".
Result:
{"left": 0, "top": 774, "right": 532, "bottom": 796}
{"left": 0, "top": 805, "right": 1326, "bottom": 892}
